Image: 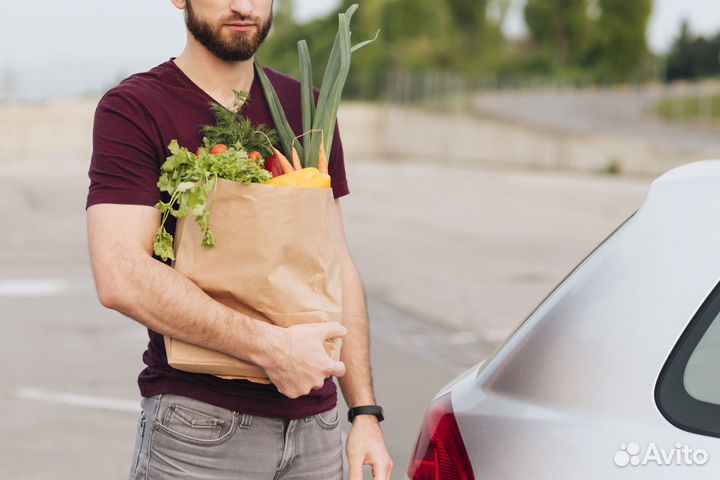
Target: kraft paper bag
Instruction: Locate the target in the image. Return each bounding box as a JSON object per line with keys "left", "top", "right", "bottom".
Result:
{"left": 164, "top": 178, "right": 343, "bottom": 384}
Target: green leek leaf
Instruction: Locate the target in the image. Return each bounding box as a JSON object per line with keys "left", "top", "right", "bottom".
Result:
{"left": 298, "top": 39, "right": 315, "bottom": 169}
{"left": 254, "top": 60, "right": 300, "bottom": 160}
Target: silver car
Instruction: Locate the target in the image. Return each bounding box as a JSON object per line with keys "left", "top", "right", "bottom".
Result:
{"left": 406, "top": 160, "right": 720, "bottom": 479}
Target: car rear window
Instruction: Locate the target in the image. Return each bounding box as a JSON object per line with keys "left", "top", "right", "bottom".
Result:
{"left": 684, "top": 315, "right": 720, "bottom": 404}
{"left": 656, "top": 281, "right": 720, "bottom": 438}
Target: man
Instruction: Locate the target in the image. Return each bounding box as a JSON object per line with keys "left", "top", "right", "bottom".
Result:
{"left": 85, "top": 0, "right": 393, "bottom": 478}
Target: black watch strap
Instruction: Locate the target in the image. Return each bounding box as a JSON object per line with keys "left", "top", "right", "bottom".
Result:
{"left": 347, "top": 405, "right": 384, "bottom": 423}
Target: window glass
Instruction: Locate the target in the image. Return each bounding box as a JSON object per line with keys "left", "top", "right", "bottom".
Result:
{"left": 656, "top": 280, "right": 720, "bottom": 438}
{"left": 684, "top": 315, "right": 720, "bottom": 404}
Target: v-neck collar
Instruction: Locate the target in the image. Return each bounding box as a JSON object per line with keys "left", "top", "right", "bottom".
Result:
{"left": 167, "top": 57, "right": 260, "bottom": 111}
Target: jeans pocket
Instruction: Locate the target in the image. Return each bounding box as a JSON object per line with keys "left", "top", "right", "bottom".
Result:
{"left": 154, "top": 396, "right": 239, "bottom": 445}
{"left": 314, "top": 406, "right": 340, "bottom": 430}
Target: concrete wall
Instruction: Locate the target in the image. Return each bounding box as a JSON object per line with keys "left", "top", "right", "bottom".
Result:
{"left": 1, "top": 98, "right": 713, "bottom": 178}
{"left": 338, "top": 103, "right": 715, "bottom": 177}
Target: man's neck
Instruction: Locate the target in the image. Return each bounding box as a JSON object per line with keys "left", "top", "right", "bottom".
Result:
{"left": 173, "top": 37, "right": 255, "bottom": 109}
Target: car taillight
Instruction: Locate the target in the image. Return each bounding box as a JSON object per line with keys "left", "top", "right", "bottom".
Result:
{"left": 407, "top": 393, "right": 475, "bottom": 480}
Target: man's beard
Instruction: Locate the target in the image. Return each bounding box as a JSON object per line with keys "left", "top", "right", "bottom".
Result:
{"left": 185, "top": 1, "right": 273, "bottom": 62}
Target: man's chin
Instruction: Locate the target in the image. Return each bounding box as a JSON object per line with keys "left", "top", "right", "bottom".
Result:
{"left": 221, "top": 33, "right": 261, "bottom": 49}
{"left": 213, "top": 47, "right": 258, "bottom": 62}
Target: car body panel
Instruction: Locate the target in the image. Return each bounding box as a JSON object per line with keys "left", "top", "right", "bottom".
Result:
{"left": 425, "top": 161, "right": 720, "bottom": 479}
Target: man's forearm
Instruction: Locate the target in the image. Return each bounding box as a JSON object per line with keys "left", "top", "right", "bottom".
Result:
{"left": 98, "top": 252, "right": 278, "bottom": 366}
{"left": 337, "top": 254, "right": 376, "bottom": 408}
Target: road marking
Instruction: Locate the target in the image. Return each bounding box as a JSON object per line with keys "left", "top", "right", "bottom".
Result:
{"left": 0, "top": 279, "right": 70, "bottom": 297}
{"left": 15, "top": 388, "right": 139, "bottom": 413}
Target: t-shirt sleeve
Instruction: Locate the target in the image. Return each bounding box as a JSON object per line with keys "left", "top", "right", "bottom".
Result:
{"left": 86, "top": 89, "right": 163, "bottom": 210}
{"left": 328, "top": 119, "right": 349, "bottom": 199}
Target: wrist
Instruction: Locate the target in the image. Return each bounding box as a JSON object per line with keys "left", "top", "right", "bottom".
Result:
{"left": 348, "top": 404, "right": 384, "bottom": 423}
{"left": 247, "top": 320, "right": 282, "bottom": 367}
{"left": 352, "top": 414, "right": 380, "bottom": 426}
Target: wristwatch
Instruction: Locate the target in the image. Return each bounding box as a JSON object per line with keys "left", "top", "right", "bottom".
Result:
{"left": 347, "top": 405, "right": 384, "bottom": 423}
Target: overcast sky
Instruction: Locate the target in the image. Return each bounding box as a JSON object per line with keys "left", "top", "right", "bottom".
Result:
{"left": 1, "top": 0, "right": 718, "bottom": 100}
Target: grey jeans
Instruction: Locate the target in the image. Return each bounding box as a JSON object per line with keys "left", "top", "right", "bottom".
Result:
{"left": 128, "top": 393, "right": 343, "bottom": 479}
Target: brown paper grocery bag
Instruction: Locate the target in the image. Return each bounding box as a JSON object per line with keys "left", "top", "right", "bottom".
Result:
{"left": 164, "top": 178, "right": 343, "bottom": 383}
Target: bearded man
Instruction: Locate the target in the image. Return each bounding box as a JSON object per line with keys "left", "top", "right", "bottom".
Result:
{"left": 85, "top": 1, "right": 392, "bottom": 479}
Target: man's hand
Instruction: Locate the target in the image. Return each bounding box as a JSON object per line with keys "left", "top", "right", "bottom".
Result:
{"left": 346, "top": 415, "right": 393, "bottom": 480}
{"left": 256, "top": 321, "right": 348, "bottom": 399}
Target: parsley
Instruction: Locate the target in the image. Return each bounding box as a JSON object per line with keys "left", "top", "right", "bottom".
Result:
{"left": 152, "top": 139, "right": 272, "bottom": 261}
{"left": 151, "top": 89, "right": 280, "bottom": 261}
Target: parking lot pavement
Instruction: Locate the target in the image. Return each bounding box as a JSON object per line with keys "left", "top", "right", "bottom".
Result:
{"left": 341, "top": 159, "right": 649, "bottom": 339}
{"left": 0, "top": 274, "right": 454, "bottom": 479}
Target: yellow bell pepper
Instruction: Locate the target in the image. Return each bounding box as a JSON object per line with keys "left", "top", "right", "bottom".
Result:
{"left": 295, "top": 173, "right": 331, "bottom": 189}
{"left": 266, "top": 167, "right": 330, "bottom": 189}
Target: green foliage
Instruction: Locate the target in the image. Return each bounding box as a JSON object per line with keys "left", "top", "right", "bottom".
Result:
{"left": 656, "top": 95, "right": 720, "bottom": 122}
{"left": 261, "top": 0, "right": 659, "bottom": 95}
{"left": 666, "top": 22, "right": 720, "bottom": 81}
{"left": 523, "top": 0, "right": 653, "bottom": 82}
{"left": 201, "top": 90, "right": 278, "bottom": 158}
{"left": 447, "top": 0, "right": 488, "bottom": 35}
{"left": 152, "top": 140, "right": 272, "bottom": 261}
{"left": 596, "top": 157, "right": 622, "bottom": 176}
{"left": 524, "top": 0, "right": 592, "bottom": 67}
{"left": 260, "top": 0, "right": 508, "bottom": 97}
{"left": 591, "top": 0, "right": 653, "bottom": 81}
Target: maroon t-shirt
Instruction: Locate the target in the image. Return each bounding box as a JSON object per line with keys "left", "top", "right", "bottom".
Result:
{"left": 86, "top": 58, "right": 349, "bottom": 420}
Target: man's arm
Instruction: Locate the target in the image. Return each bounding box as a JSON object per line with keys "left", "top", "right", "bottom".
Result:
{"left": 86, "top": 203, "right": 346, "bottom": 398}
{"left": 334, "top": 199, "right": 393, "bottom": 480}
{"left": 335, "top": 203, "right": 375, "bottom": 408}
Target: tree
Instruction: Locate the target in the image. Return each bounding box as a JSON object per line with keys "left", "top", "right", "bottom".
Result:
{"left": 447, "top": 0, "right": 488, "bottom": 38}
{"left": 259, "top": 0, "right": 511, "bottom": 98}
{"left": 272, "top": 0, "right": 294, "bottom": 30}
{"left": 592, "top": 0, "right": 653, "bottom": 80}
{"left": 524, "top": 0, "right": 591, "bottom": 67}
{"left": 666, "top": 21, "right": 720, "bottom": 81}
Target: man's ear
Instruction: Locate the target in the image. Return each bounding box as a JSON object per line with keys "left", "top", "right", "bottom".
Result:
{"left": 170, "top": 0, "right": 187, "bottom": 11}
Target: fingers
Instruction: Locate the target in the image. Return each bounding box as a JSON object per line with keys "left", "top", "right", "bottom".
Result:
{"left": 377, "top": 458, "right": 393, "bottom": 480}
{"left": 323, "top": 321, "right": 348, "bottom": 339}
{"left": 331, "top": 360, "right": 346, "bottom": 377}
{"left": 373, "top": 458, "right": 393, "bottom": 480}
{"left": 350, "top": 456, "right": 393, "bottom": 480}
{"left": 348, "top": 455, "right": 364, "bottom": 480}
{"left": 269, "top": 321, "right": 348, "bottom": 397}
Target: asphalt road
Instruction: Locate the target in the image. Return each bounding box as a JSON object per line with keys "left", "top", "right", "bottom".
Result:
{"left": 0, "top": 157, "right": 650, "bottom": 479}
{"left": 0, "top": 277, "right": 457, "bottom": 479}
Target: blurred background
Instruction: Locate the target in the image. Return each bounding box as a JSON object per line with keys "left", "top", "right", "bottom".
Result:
{"left": 1, "top": 0, "right": 719, "bottom": 478}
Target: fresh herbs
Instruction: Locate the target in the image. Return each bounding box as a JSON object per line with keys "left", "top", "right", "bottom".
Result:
{"left": 201, "top": 91, "right": 278, "bottom": 159}
{"left": 151, "top": 90, "right": 276, "bottom": 262}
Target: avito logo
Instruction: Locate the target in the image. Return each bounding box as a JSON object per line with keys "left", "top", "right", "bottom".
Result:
{"left": 614, "top": 442, "right": 709, "bottom": 467}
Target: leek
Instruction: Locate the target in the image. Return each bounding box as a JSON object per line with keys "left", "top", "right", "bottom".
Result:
{"left": 255, "top": 4, "right": 378, "bottom": 170}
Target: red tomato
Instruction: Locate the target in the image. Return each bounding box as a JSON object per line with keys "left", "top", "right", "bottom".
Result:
{"left": 195, "top": 148, "right": 202, "bottom": 156}
{"left": 248, "top": 151, "right": 263, "bottom": 163}
{"left": 210, "top": 144, "right": 228, "bottom": 155}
